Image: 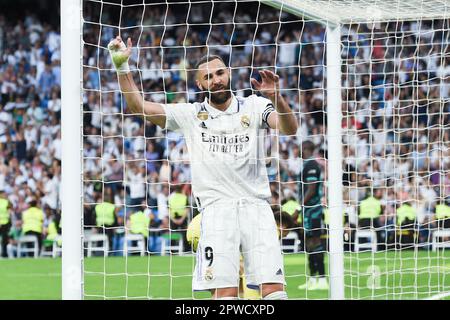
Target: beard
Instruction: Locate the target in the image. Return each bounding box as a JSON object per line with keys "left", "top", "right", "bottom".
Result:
{"left": 208, "top": 79, "right": 232, "bottom": 105}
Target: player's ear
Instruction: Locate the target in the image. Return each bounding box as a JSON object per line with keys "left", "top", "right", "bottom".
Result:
{"left": 196, "top": 79, "right": 203, "bottom": 91}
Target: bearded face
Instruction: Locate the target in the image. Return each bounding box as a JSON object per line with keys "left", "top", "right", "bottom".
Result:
{"left": 208, "top": 77, "right": 232, "bottom": 105}
{"left": 196, "top": 58, "right": 232, "bottom": 106}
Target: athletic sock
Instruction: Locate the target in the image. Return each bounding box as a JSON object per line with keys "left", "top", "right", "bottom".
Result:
{"left": 316, "top": 252, "right": 325, "bottom": 276}
{"left": 309, "top": 253, "right": 317, "bottom": 276}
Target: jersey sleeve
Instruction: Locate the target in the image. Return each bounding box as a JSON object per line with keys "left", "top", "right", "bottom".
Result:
{"left": 162, "top": 103, "right": 196, "bottom": 133}
{"left": 252, "top": 95, "right": 275, "bottom": 129}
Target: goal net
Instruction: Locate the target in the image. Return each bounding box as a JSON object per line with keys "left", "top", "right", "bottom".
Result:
{"left": 340, "top": 15, "right": 449, "bottom": 300}
{"left": 78, "top": 0, "right": 450, "bottom": 299}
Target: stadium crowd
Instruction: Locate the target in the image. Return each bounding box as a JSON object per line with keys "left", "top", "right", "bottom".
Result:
{"left": 0, "top": 9, "right": 62, "bottom": 257}
{"left": 0, "top": 1, "right": 448, "bottom": 258}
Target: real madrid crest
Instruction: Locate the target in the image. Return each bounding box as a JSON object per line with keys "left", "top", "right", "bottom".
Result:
{"left": 197, "top": 110, "right": 209, "bottom": 121}
{"left": 204, "top": 267, "right": 214, "bottom": 281}
{"left": 240, "top": 115, "right": 250, "bottom": 128}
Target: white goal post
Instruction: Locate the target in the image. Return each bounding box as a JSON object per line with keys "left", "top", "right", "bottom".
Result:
{"left": 61, "top": 0, "right": 83, "bottom": 300}
{"left": 61, "top": 0, "right": 450, "bottom": 300}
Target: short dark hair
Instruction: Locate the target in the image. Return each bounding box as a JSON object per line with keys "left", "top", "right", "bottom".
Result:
{"left": 173, "top": 184, "right": 183, "bottom": 193}
{"left": 195, "top": 54, "right": 225, "bottom": 70}
{"left": 301, "top": 140, "right": 315, "bottom": 153}
{"left": 274, "top": 210, "right": 296, "bottom": 230}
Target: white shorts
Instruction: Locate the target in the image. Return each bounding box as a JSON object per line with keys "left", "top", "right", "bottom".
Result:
{"left": 192, "top": 198, "right": 286, "bottom": 291}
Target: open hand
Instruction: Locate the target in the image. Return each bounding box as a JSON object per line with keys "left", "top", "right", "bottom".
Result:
{"left": 251, "top": 70, "right": 280, "bottom": 99}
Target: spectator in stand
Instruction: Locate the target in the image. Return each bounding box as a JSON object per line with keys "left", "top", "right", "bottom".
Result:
{"left": 157, "top": 183, "right": 170, "bottom": 231}
{"left": 126, "top": 163, "right": 146, "bottom": 207}
{"left": 0, "top": 5, "right": 448, "bottom": 260}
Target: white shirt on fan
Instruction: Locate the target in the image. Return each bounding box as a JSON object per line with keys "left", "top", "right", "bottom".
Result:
{"left": 162, "top": 94, "right": 275, "bottom": 208}
{"left": 127, "top": 169, "right": 146, "bottom": 200}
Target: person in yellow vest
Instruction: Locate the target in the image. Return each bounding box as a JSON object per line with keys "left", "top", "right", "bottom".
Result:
{"left": 46, "top": 219, "right": 60, "bottom": 242}
{"left": 94, "top": 194, "right": 117, "bottom": 254}
{"left": 45, "top": 211, "right": 61, "bottom": 246}
{"left": 0, "top": 190, "right": 12, "bottom": 258}
{"left": 396, "top": 200, "right": 418, "bottom": 249}
{"left": 281, "top": 196, "right": 301, "bottom": 239}
{"left": 187, "top": 210, "right": 295, "bottom": 300}
{"left": 168, "top": 184, "right": 189, "bottom": 251}
{"left": 358, "top": 188, "right": 384, "bottom": 251}
{"left": 434, "top": 198, "right": 450, "bottom": 229}
{"left": 22, "top": 198, "right": 45, "bottom": 256}
{"left": 127, "top": 203, "right": 154, "bottom": 255}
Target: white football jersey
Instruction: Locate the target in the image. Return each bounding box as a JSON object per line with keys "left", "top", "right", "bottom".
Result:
{"left": 163, "top": 94, "right": 275, "bottom": 208}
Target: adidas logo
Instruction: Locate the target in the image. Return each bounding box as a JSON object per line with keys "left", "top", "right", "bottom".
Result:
{"left": 276, "top": 268, "right": 283, "bottom": 275}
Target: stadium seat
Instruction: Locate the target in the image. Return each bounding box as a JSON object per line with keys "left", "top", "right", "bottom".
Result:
{"left": 354, "top": 229, "right": 377, "bottom": 253}
{"left": 281, "top": 232, "right": 301, "bottom": 253}
{"left": 85, "top": 234, "right": 109, "bottom": 257}
{"left": 161, "top": 232, "right": 184, "bottom": 256}
{"left": 432, "top": 229, "right": 450, "bottom": 252}
{"left": 40, "top": 237, "right": 62, "bottom": 258}
{"left": 52, "top": 236, "right": 62, "bottom": 258}
{"left": 40, "top": 241, "right": 54, "bottom": 257}
{"left": 17, "top": 235, "right": 40, "bottom": 258}
{"left": 123, "top": 234, "right": 146, "bottom": 256}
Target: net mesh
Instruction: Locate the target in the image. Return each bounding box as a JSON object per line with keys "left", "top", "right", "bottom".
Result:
{"left": 341, "top": 18, "right": 449, "bottom": 299}
{"left": 81, "top": 0, "right": 450, "bottom": 299}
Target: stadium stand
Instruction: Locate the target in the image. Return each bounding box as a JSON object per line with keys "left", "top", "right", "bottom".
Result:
{"left": 0, "top": 1, "right": 448, "bottom": 258}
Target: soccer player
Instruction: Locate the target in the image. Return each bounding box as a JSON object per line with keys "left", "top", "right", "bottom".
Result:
{"left": 108, "top": 36, "right": 297, "bottom": 300}
{"left": 297, "top": 140, "right": 328, "bottom": 291}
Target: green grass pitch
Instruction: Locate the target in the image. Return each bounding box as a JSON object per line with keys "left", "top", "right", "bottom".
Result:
{"left": 0, "top": 251, "right": 449, "bottom": 300}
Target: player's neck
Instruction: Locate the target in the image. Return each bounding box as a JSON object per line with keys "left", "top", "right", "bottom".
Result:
{"left": 208, "top": 96, "right": 233, "bottom": 112}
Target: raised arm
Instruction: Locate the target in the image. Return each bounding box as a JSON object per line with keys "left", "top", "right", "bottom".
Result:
{"left": 108, "top": 36, "right": 166, "bottom": 128}
{"left": 251, "top": 70, "right": 298, "bottom": 135}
